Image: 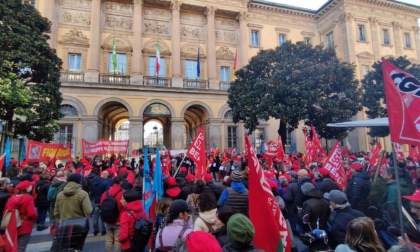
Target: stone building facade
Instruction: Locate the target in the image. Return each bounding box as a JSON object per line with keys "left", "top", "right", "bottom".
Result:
{"left": 33, "top": 0, "right": 420, "bottom": 156}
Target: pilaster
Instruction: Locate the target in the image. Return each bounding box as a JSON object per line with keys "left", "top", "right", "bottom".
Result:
{"left": 208, "top": 119, "right": 222, "bottom": 151}
{"left": 393, "top": 22, "right": 403, "bottom": 57}
{"left": 206, "top": 6, "right": 217, "bottom": 88}
{"left": 81, "top": 116, "right": 99, "bottom": 143}
{"left": 129, "top": 117, "right": 143, "bottom": 155}
{"left": 414, "top": 26, "right": 420, "bottom": 61}
{"left": 131, "top": 0, "right": 143, "bottom": 85}
{"left": 237, "top": 12, "right": 248, "bottom": 69}
{"left": 171, "top": 2, "right": 182, "bottom": 87}
{"left": 86, "top": 0, "right": 101, "bottom": 82}
{"left": 341, "top": 13, "right": 355, "bottom": 63}
{"left": 369, "top": 17, "right": 380, "bottom": 60}
{"left": 171, "top": 117, "right": 185, "bottom": 150}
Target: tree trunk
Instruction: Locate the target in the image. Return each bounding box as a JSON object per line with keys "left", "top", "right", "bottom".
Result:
{"left": 277, "top": 120, "right": 287, "bottom": 149}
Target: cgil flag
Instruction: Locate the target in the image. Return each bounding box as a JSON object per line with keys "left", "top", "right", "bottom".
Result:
{"left": 382, "top": 58, "right": 420, "bottom": 145}
{"left": 311, "top": 125, "right": 326, "bottom": 156}
{"left": 246, "top": 135, "right": 291, "bottom": 252}
{"left": 321, "top": 140, "right": 347, "bottom": 190}
{"left": 112, "top": 35, "right": 117, "bottom": 73}
{"left": 369, "top": 142, "right": 382, "bottom": 165}
{"left": 155, "top": 40, "right": 161, "bottom": 77}
{"left": 187, "top": 125, "right": 206, "bottom": 179}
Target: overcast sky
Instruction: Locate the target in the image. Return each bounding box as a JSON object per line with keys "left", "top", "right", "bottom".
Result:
{"left": 268, "top": 0, "right": 420, "bottom": 10}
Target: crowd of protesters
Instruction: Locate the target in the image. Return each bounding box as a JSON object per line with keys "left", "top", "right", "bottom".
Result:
{"left": 0, "top": 148, "right": 420, "bottom": 252}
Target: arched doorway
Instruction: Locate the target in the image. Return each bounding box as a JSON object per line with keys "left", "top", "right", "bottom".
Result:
{"left": 183, "top": 104, "right": 210, "bottom": 148}
{"left": 97, "top": 101, "right": 129, "bottom": 140}
{"left": 143, "top": 103, "right": 172, "bottom": 149}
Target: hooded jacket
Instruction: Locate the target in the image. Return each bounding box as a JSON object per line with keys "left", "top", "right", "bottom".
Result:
{"left": 194, "top": 208, "right": 218, "bottom": 232}
{"left": 4, "top": 193, "right": 37, "bottom": 235}
{"left": 346, "top": 171, "right": 371, "bottom": 213}
{"left": 119, "top": 199, "right": 148, "bottom": 250}
{"left": 301, "top": 188, "right": 331, "bottom": 232}
{"left": 54, "top": 181, "right": 92, "bottom": 221}
{"left": 217, "top": 182, "right": 249, "bottom": 216}
{"left": 35, "top": 179, "right": 50, "bottom": 209}
{"left": 49, "top": 178, "right": 67, "bottom": 221}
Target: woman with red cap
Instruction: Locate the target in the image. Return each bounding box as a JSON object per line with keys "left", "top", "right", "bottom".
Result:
{"left": 4, "top": 180, "right": 38, "bottom": 252}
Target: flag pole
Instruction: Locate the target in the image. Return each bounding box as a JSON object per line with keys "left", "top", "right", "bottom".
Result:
{"left": 173, "top": 155, "right": 186, "bottom": 177}
{"left": 391, "top": 142, "right": 405, "bottom": 238}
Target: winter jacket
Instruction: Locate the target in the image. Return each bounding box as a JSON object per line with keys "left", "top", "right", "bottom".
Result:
{"left": 155, "top": 219, "right": 193, "bottom": 249}
{"left": 301, "top": 188, "right": 331, "bottom": 232}
{"left": 284, "top": 180, "right": 299, "bottom": 217}
{"left": 218, "top": 182, "right": 249, "bottom": 216}
{"left": 49, "top": 178, "right": 67, "bottom": 221}
{"left": 295, "top": 177, "right": 313, "bottom": 208}
{"left": 35, "top": 180, "right": 50, "bottom": 209}
{"left": 54, "top": 181, "right": 93, "bottom": 221}
{"left": 328, "top": 205, "right": 365, "bottom": 246}
{"left": 100, "top": 184, "right": 124, "bottom": 224}
{"left": 214, "top": 226, "right": 229, "bottom": 248}
{"left": 4, "top": 193, "right": 37, "bottom": 235}
{"left": 334, "top": 244, "right": 356, "bottom": 252}
{"left": 179, "top": 182, "right": 194, "bottom": 201}
{"left": 222, "top": 241, "right": 264, "bottom": 252}
{"left": 0, "top": 191, "right": 11, "bottom": 217}
{"left": 118, "top": 199, "right": 148, "bottom": 250}
{"left": 204, "top": 182, "right": 222, "bottom": 200}
{"left": 194, "top": 208, "right": 218, "bottom": 233}
{"left": 315, "top": 177, "right": 339, "bottom": 193}
{"left": 92, "top": 176, "right": 110, "bottom": 204}
{"left": 346, "top": 171, "right": 371, "bottom": 213}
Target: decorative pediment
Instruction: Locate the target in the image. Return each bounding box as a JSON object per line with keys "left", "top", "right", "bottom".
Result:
{"left": 216, "top": 47, "right": 234, "bottom": 60}
{"left": 59, "top": 29, "right": 89, "bottom": 47}
{"left": 142, "top": 39, "right": 171, "bottom": 57}
{"left": 102, "top": 35, "right": 132, "bottom": 53}
{"left": 142, "top": 48, "right": 171, "bottom": 57}
{"left": 180, "top": 43, "right": 206, "bottom": 59}
{"left": 356, "top": 51, "right": 375, "bottom": 60}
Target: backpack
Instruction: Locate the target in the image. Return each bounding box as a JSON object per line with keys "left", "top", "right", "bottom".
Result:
{"left": 126, "top": 211, "right": 152, "bottom": 251}
{"left": 100, "top": 189, "right": 123, "bottom": 223}
{"left": 47, "top": 186, "right": 57, "bottom": 202}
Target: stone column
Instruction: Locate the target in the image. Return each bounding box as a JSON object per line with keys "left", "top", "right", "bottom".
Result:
{"left": 81, "top": 116, "right": 99, "bottom": 143}
{"left": 369, "top": 17, "right": 380, "bottom": 60}
{"left": 85, "top": 0, "right": 101, "bottom": 82}
{"left": 171, "top": 2, "right": 183, "bottom": 88}
{"left": 414, "top": 26, "right": 420, "bottom": 61}
{"left": 237, "top": 12, "right": 248, "bottom": 68}
{"left": 341, "top": 13, "right": 355, "bottom": 63}
{"left": 206, "top": 6, "right": 218, "bottom": 89}
{"left": 171, "top": 117, "right": 185, "bottom": 150}
{"left": 129, "top": 117, "right": 144, "bottom": 155}
{"left": 208, "top": 119, "right": 222, "bottom": 150}
{"left": 393, "top": 22, "right": 403, "bottom": 57}
{"left": 131, "top": 0, "right": 143, "bottom": 85}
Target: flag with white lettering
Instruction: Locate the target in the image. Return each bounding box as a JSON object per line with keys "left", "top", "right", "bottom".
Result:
{"left": 382, "top": 58, "right": 420, "bottom": 145}
{"left": 246, "top": 135, "right": 291, "bottom": 252}
{"left": 187, "top": 125, "right": 206, "bottom": 179}
{"left": 369, "top": 142, "right": 382, "bottom": 165}
{"left": 321, "top": 140, "right": 347, "bottom": 190}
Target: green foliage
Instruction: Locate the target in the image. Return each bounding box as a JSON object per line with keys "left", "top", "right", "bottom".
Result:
{"left": 362, "top": 56, "right": 420, "bottom": 138}
{"left": 228, "top": 41, "right": 362, "bottom": 139}
{"left": 0, "top": 0, "right": 63, "bottom": 141}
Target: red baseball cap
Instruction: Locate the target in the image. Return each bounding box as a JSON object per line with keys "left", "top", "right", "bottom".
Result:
{"left": 403, "top": 189, "right": 420, "bottom": 202}
{"left": 318, "top": 168, "right": 330, "bottom": 176}
{"left": 180, "top": 167, "right": 187, "bottom": 173}
{"left": 166, "top": 187, "right": 181, "bottom": 198}
{"left": 167, "top": 177, "right": 176, "bottom": 186}
{"left": 16, "top": 181, "right": 34, "bottom": 191}
{"left": 186, "top": 174, "right": 195, "bottom": 182}
{"left": 204, "top": 173, "right": 213, "bottom": 182}
{"left": 350, "top": 163, "right": 363, "bottom": 171}
{"left": 185, "top": 231, "right": 222, "bottom": 252}
{"left": 267, "top": 179, "right": 278, "bottom": 189}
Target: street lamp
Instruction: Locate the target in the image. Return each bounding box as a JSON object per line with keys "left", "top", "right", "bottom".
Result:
{"left": 153, "top": 125, "right": 158, "bottom": 148}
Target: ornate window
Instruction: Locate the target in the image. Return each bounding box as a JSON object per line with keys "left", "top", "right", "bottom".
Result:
{"left": 224, "top": 110, "right": 233, "bottom": 119}
{"left": 60, "top": 105, "right": 78, "bottom": 116}
{"left": 68, "top": 54, "right": 82, "bottom": 72}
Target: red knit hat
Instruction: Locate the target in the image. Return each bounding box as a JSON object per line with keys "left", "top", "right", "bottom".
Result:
{"left": 350, "top": 163, "right": 363, "bottom": 171}
{"left": 186, "top": 174, "right": 195, "bottom": 182}
{"left": 318, "top": 168, "right": 330, "bottom": 176}
{"left": 180, "top": 167, "right": 187, "bottom": 173}
{"left": 166, "top": 187, "right": 181, "bottom": 198}
{"left": 204, "top": 173, "right": 213, "bottom": 182}
{"left": 267, "top": 179, "right": 278, "bottom": 189}
{"left": 185, "top": 231, "right": 222, "bottom": 252}
{"left": 167, "top": 177, "right": 176, "bottom": 186}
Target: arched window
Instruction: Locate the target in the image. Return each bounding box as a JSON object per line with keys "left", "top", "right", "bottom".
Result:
{"left": 60, "top": 105, "right": 78, "bottom": 116}
{"left": 224, "top": 110, "right": 233, "bottom": 119}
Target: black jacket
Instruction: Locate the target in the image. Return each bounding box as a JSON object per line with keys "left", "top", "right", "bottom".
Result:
{"left": 35, "top": 180, "right": 50, "bottom": 209}
{"left": 214, "top": 226, "right": 229, "bottom": 248}
{"left": 222, "top": 241, "right": 264, "bottom": 252}
{"left": 179, "top": 183, "right": 194, "bottom": 200}
{"left": 204, "top": 182, "right": 222, "bottom": 200}
{"left": 315, "top": 177, "right": 339, "bottom": 193}
{"left": 301, "top": 188, "right": 331, "bottom": 232}
{"left": 346, "top": 171, "right": 371, "bottom": 213}
{"left": 328, "top": 205, "right": 365, "bottom": 246}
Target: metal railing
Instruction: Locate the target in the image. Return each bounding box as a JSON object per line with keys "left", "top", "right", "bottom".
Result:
{"left": 60, "top": 71, "right": 84, "bottom": 82}
{"left": 100, "top": 74, "right": 130, "bottom": 84}
{"left": 220, "top": 81, "right": 231, "bottom": 90}
{"left": 183, "top": 79, "right": 208, "bottom": 89}
{"left": 143, "top": 76, "right": 171, "bottom": 87}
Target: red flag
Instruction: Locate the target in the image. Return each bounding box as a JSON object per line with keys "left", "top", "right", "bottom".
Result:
{"left": 341, "top": 146, "right": 349, "bottom": 158}
{"left": 2, "top": 210, "right": 18, "bottom": 252}
{"left": 0, "top": 154, "right": 5, "bottom": 175}
{"left": 222, "top": 147, "right": 228, "bottom": 159}
{"left": 230, "top": 147, "right": 237, "bottom": 157}
{"left": 382, "top": 58, "right": 420, "bottom": 145}
{"left": 394, "top": 143, "right": 405, "bottom": 160}
{"left": 369, "top": 142, "right": 383, "bottom": 165}
{"left": 276, "top": 136, "right": 285, "bottom": 161}
{"left": 245, "top": 136, "right": 292, "bottom": 252}
{"left": 380, "top": 155, "right": 389, "bottom": 176}
{"left": 304, "top": 130, "right": 315, "bottom": 164}
{"left": 321, "top": 140, "right": 347, "bottom": 190}
{"left": 408, "top": 145, "right": 420, "bottom": 161}
{"left": 186, "top": 126, "right": 206, "bottom": 179}
{"left": 311, "top": 126, "right": 326, "bottom": 156}
{"left": 246, "top": 135, "right": 291, "bottom": 252}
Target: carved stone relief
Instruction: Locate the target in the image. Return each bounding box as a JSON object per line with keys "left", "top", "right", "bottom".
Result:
{"left": 62, "top": 9, "right": 91, "bottom": 26}
{"left": 105, "top": 14, "right": 133, "bottom": 30}
{"left": 180, "top": 25, "right": 203, "bottom": 39}
{"left": 215, "top": 29, "right": 236, "bottom": 44}
{"left": 59, "top": 29, "right": 89, "bottom": 47}
{"left": 60, "top": 0, "right": 91, "bottom": 7}
{"left": 215, "top": 47, "right": 234, "bottom": 60}
{"left": 144, "top": 7, "right": 171, "bottom": 19}
{"left": 105, "top": 2, "right": 133, "bottom": 15}
{"left": 144, "top": 20, "right": 170, "bottom": 35}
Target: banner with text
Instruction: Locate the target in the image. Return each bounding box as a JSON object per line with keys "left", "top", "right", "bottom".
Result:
{"left": 82, "top": 139, "right": 129, "bottom": 156}
{"left": 321, "top": 140, "right": 347, "bottom": 190}
{"left": 26, "top": 140, "right": 71, "bottom": 162}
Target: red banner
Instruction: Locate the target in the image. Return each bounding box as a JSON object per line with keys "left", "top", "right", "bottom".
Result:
{"left": 82, "top": 139, "right": 129, "bottom": 157}
{"left": 409, "top": 145, "right": 420, "bottom": 161}
{"left": 311, "top": 125, "right": 326, "bottom": 156}
{"left": 321, "top": 140, "right": 347, "bottom": 190}
{"left": 276, "top": 136, "right": 285, "bottom": 161}
{"left": 304, "top": 131, "right": 315, "bottom": 164}
{"left": 369, "top": 142, "right": 382, "bottom": 165}
{"left": 382, "top": 58, "right": 420, "bottom": 145}
{"left": 26, "top": 140, "right": 71, "bottom": 162}
{"left": 246, "top": 135, "right": 291, "bottom": 252}
{"left": 394, "top": 143, "right": 405, "bottom": 160}
{"left": 265, "top": 140, "right": 278, "bottom": 156}
{"left": 187, "top": 126, "right": 206, "bottom": 179}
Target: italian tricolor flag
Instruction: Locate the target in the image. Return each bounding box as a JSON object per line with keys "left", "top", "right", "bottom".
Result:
{"left": 155, "top": 40, "right": 160, "bottom": 76}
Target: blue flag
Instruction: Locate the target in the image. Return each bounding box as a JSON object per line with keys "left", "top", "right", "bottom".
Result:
{"left": 20, "top": 137, "right": 26, "bottom": 163}
{"left": 196, "top": 47, "right": 200, "bottom": 78}
{"left": 153, "top": 148, "right": 164, "bottom": 201}
{"left": 5, "top": 137, "right": 11, "bottom": 167}
{"left": 260, "top": 141, "right": 265, "bottom": 154}
{"left": 142, "top": 147, "right": 154, "bottom": 217}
